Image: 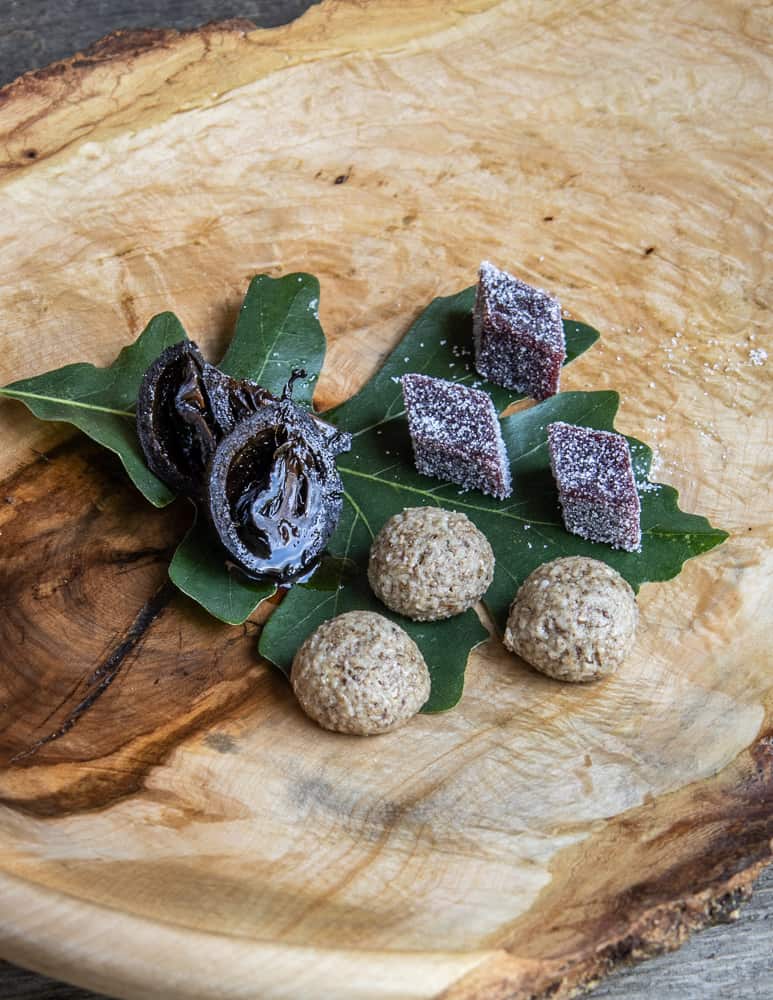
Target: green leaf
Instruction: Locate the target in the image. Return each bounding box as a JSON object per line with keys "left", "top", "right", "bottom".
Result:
{"left": 219, "top": 273, "right": 326, "bottom": 407}
{"left": 0, "top": 312, "right": 187, "bottom": 507}
{"left": 259, "top": 293, "right": 607, "bottom": 711}
{"left": 259, "top": 294, "right": 725, "bottom": 712}
{"left": 169, "top": 514, "right": 276, "bottom": 625}
{"left": 167, "top": 273, "right": 328, "bottom": 621}
{"left": 333, "top": 389, "right": 726, "bottom": 637}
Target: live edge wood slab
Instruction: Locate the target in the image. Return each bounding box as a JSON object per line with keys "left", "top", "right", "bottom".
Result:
{"left": 0, "top": 3, "right": 770, "bottom": 999}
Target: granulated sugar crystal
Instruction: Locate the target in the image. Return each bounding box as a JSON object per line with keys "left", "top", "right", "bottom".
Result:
{"left": 401, "top": 373, "right": 512, "bottom": 499}
{"left": 548, "top": 421, "right": 641, "bottom": 551}
{"left": 473, "top": 261, "right": 565, "bottom": 400}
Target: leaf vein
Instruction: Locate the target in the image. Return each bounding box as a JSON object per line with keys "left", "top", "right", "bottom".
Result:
{"left": 341, "top": 467, "right": 558, "bottom": 526}
{"left": 0, "top": 388, "right": 134, "bottom": 418}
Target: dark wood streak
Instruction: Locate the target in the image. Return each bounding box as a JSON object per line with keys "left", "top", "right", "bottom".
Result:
{"left": 0, "top": 437, "right": 274, "bottom": 817}
{"left": 9, "top": 581, "right": 175, "bottom": 763}
{"left": 443, "top": 730, "right": 773, "bottom": 1000}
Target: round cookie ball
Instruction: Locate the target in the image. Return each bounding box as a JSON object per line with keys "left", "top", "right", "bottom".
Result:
{"left": 368, "top": 507, "right": 495, "bottom": 621}
{"left": 291, "top": 610, "right": 430, "bottom": 735}
{"left": 503, "top": 556, "right": 637, "bottom": 682}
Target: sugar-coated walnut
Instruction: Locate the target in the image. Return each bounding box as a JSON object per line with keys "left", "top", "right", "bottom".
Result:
{"left": 401, "top": 373, "right": 512, "bottom": 499}
{"left": 291, "top": 611, "right": 430, "bottom": 735}
{"left": 473, "top": 261, "right": 565, "bottom": 400}
{"left": 503, "top": 556, "right": 637, "bottom": 682}
{"left": 368, "top": 507, "right": 495, "bottom": 621}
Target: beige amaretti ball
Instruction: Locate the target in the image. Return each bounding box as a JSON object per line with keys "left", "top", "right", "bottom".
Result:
{"left": 503, "top": 556, "right": 638, "bottom": 682}
{"left": 368, "top": 506, "right": 495, "bottom": 621}
{"left": 291, "top": 611, "right": 431, "bottom": 735}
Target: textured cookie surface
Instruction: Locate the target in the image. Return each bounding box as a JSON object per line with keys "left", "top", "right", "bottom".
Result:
{"left": 504, "top": 556, "right": 638, "bottom": 682}
{"left": 291, "top": 610, "right": 431, "bottom": 735}
{"left": 368, "top": 506, "right": 495, "bottom": 621}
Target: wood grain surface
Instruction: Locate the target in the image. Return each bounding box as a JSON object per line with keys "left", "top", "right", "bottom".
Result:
{"left": 0, "top": 2, "right": 770, "bottom": 999}
{"left": 3, "top": 867, "right": 773, "bottom": 1000}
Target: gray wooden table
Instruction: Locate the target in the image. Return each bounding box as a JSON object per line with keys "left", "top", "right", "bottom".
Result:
{"left": 0, "top": 3, "right": 770, "bottom": 998}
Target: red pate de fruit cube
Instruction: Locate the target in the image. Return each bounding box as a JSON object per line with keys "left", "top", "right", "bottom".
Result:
{"left": 401, "top": 373, "right": 512, "bottom": 500}
{"left": 548, "top": 421, "right": 641, "bottom": 551}
{"left": 473, "top": 261, "right": 565, "bottom": 400}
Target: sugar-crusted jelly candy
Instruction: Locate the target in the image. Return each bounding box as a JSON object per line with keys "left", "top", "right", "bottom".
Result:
{"left": 548, "top": 421, "right": 641, "bottom": 552}
{"left": 401, "top": 373, "right": 512, "bottom": 499}
{"left": 473, "top": 261, "right": 565, "bottom": 400}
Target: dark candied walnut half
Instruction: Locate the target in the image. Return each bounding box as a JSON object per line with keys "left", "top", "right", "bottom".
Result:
{"left": 207, "top": 400, "right": 345, "bottom": 583}
{"left": 136, "top": 341, "right": 238, "bottom": 496}
{"left": 261, "top": 367, "right": 352, "bottom": 457}
{"left": 137, "top": 344, "right": 350, "bottom": 498}
{"left": 309, "top": 415, "right": 352, "bottom": 457}
{"left": 225, "top": 373, "right": 277, "bottom": 426}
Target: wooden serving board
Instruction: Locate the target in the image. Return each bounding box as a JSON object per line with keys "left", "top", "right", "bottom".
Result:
{"left": 0, "top": 3, "right": 770, "bottom": 998}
